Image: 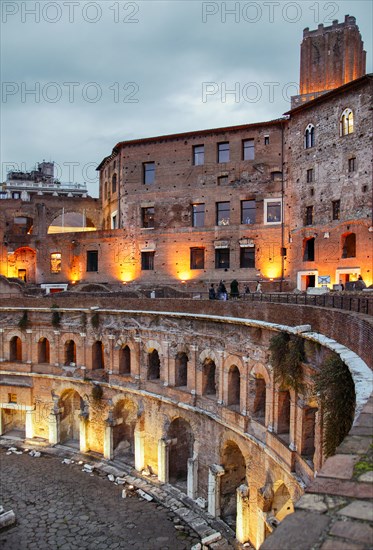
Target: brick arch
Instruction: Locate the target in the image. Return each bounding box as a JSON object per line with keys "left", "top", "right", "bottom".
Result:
{"left": 198, "top": 348, "right": 219, "bottom": 366}
{"left": 144, "top": 339, "right": 163, "bottom": 356}
{"left": 219, "top": 434, "right": 252, "bottom": 466}
{"left": 45, "top": 205, "right": 100, "bottom": 231}
{"left": 223, "top": 354, "right": 244, "bottom": 374}
{"left": 249, "top": 362, "right": 271, "bottom": 385}
{"left": 6, "top": 329, "right": 25, "bottom": 342}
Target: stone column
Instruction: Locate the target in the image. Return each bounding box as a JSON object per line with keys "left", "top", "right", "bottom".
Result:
{"left": 217, "top": 351, "right": 224, "bottom": 405}
{"left": 187, "top": 455, "right": 198, "bottom": 499}
{"left": 79, "top": 411, "right": 89, "bottom": 453}
{"left": 79, "top": 333, "right": 86, "bottom": 369}
{"left": 26, "top": 329, "right": 33, "bottom": 365}
{"left": 207, "top": 464, "right": 225, "bottom": 517}
{"left": 162, "top": 341, "right": 170, "bottom": 387}
{"left": 289, "top": 392, "right": 297, "bottom": 451}
{"left": 108, "top": 335, "right": 115, "bottom": 374}
{"left": 158, "top": 438, "right": 170, "bottom": 483}
{"left": 51, "top": 331, "right": 60, "bottom": 366}
{"left": 48, "top": 410, "right": 61, "bottom": 445}
{"left": 0, "top": 408, "right": 4, "bottom": 435}
{"left": 133, "top": 337, "right": 141, "bottom": 380}
{"left": 236, "top": 484, "right": 250, "bottom": 543}
{"left": 104, "top": 422, "right": 114, "bottom": 460}
{"left": 134, "top": 429, "right": 145, "bottom": 472}
{"left": 256, "top": 509, "right": 267, "bottom": 549}
{"left": 188, "top": 344, "right": 198, "bottom": 395}
{"left": 0, "top": 328, "right": 4, "bottom": 362}
{"left": 25, "top": 408, "right": 34, "bottom": 439}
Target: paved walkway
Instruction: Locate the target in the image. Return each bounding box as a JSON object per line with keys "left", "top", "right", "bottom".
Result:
{"left": 0, "top": 446, "right": 201, "bottom": 550}
{"left": 0, "top": 438, "right": 233, "bottom": 550}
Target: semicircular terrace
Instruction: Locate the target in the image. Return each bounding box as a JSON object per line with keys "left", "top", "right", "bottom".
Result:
{"left": 0, "top": 297, "right": 372, "bottom": 549}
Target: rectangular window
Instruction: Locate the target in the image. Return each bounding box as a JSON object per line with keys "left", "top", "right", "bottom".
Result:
{"left": 264, "top": 199, "right": 282, "bottom": 224}
{"left": 193, "top": 145, "right": 204, "bottom": 166}
{"left": 190, "top": 247, "right": 205, "bottom": 270}
{"left": 215, "top": 248, "right": 230, "bottom": 269}
{"left": 348, "top": 157, "right": 356, "bottom": 172}
{"left": 111, "top": 213, "right": 117, "bottom": 229}
{"left": 243, "top": 139, "right": 255, "bottom": 160}
{"left": 264, "top": 135, "right": 270, "bottom": 145}
{"left": 8, "top": 393, "right": 17, "bottom": 404}
{"left": 217, "top": 175, "right": 228, "bottom": 185}
{"left": 86, "top": 250, "right": 98, "bottom": 272}
{"left": 141, "top": 251, "right": 155, "bottom": 270}
{"left": 218, "top": 142, "right": 229, "bottom": 163}
{"left": 0, "top": 192, "right": 7, "bottom": 199}
{"left": 12, "top": 192, "right": 20, "bottom": 199}
{"left": 332, "top": 200, "right": 340, "bottom": 220}
{"left": 142, "top": 206, "right": 155, "bottom": 228}
{"left": 240, "top": 247, "right": 255, "bottom": 268}
{"left": 50, "top": 252, "right": 62, "bottom": 274}
{"left": 143, "top": 162, "right": 155, "bottom": 185}
{"left": 216, "top": 201, "right": 230, "bottom": 226}
{"left": 192, "top": 203, "right": 205, "bottom": 227}
{"left": 241, "top": 200, "right": 256, "bottom": 224}
{"left": 307, "top": 168, "right": 313, "bottom": 183}
{"left": 305, "top": 206, "right": 314, "bottom": 226}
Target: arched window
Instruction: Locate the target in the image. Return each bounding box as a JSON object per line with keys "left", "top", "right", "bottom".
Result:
{"left": 65, "top": 340, "right": 76, "bottom": 365}
{"left": 175, "top": 352, "right": 188, "bottom": 387}
{"left": 92, "top": 341, "right": 104, "bottom": 370}
{"left": 340, "top": 108, "right": 354, "bottom": 136}
{"left": 202, "top": 359, "right": 216, "bottom": 396}
{"left": 342, "top": 232, "right": 356, "bottom": 258}
{"left": 148, "top": 349, "right": 160, "bottom": 380}
{"left": 10, "top": 336, "right": 22, "bottom": 362}
{"left": 112, "top": 173, "right": 117, "bottom": 194}
{"left": 253, "top": 376, "right": 266, "bottom": 421}
{"left": 38, "top": 337, "right": 50, "bottom": 363}
{"left": 104, "top": 181, "right": 108, "bottom": 199}
{"left": 303, "top": 237, "right": 315, "bottom": 261}
{"left": 304, "top": 124, "right": 315, "bottom": 149}
{"left": 119, "top": 345, "right": 131, "bottom": 375}
{"left": 227, "top": 366, "right": 240, "bottom": 407}
{"left": 277, "top": 390, "right": 291, "bottom": 438}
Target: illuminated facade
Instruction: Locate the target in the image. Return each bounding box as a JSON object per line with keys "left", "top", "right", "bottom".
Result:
{"left": 0, "top": 17, "right": 371, "bottom": 291}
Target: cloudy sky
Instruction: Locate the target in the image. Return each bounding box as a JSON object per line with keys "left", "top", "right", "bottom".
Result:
{"left": 1, "top": 0, "right": 372, "bottom": 196}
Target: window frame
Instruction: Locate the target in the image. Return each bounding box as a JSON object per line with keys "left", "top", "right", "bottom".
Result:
{"left": 348, "top": 157, "right": 356, "bottom": 173}
{"left": 193, "top": 145, "right": 204, "bottom": 166}
{"left": 217, "top": 142, "right": 230, "bottom": 163}
{"left": 332, "top": 200, "right": 340, "bottom": 221}
{"left": 50, "top": 252, "right": 62, "bottom": 274}
{"left": 86, "top": 250, "right": 98, "bottom": 272}
{"left": 216, "top": 201, "right": 230, "bottom": 226}
{"left": 340, "top": 108, "right": 354, "bottom": 136}
{"left": 264, "top": 198, "right": 282, "bottom": 225}
{"left": 304, "top": 123, "right": 315, "bottom": 149}
{"left": 143, "top": 162, "right": 155, "bottom": 185}
{"left": 241, "top": 199, "right": 256, "bottom": 225}
{"left": 306, "top": 168, "right": 313, "bottom": 183}
{"left": 240, "top": 246, "right": 255, "bottom": 268}
{"left": 242, "top": 138, "right": 255, "bottom": 161}
{"left": 190, "top": 247, "right": 205, "bottom": 270}
{"left": 192, "top": 203, "right": 205, "bottom": 227}
{"left": 141, "top": 206, "right": 155, "bottom": 228}
{"left": 215, "top": 248, "right": 230, "bottom": 269}
{"left": 141, "top": 251, "right": 155, "bottom": 270}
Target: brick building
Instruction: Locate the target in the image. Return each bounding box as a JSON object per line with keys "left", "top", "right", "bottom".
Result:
{"left": 0, "top": 16, "right": 371, "bottom": 291}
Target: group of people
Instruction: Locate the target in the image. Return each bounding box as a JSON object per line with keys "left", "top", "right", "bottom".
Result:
{"left": 209, "top": 280, "right": 262, "bottom": 300}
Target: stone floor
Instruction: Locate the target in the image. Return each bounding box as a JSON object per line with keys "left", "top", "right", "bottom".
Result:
{"left": 0, "top": 447, "right": 201, "bottom": 550}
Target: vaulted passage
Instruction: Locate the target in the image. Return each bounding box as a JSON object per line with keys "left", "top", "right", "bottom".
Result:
{"left": 112, "top": 399, "right": 137, "bottom": 464}
{"left": 221, "top": 441, "right": 246, "bottom": 529}
{"left": 59, "top": 390, "right": 82, "bottom": 447}
{"left": 168, "top": 418, "right": 194, "bottom": 489}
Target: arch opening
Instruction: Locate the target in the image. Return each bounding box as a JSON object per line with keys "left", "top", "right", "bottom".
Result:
{"left": 168, "top": 418, "right": 194, "bottom": 492}
{"left": 119, "top": 345, "right": 131, "bottom": 375}
{"left": 38, "top": 337, "right": 50, "bottom": 364}
{"left": 221, "top": 441, "right": 246, "bottom": 530}
{"left": 148, "top": 349, "right": 160, "bottom": 380}
{"left": 175, "top": 352, "right": 188, "bottom": 387}
{"left": 202, "top": 359, "right": 217, "bottom": 396}
{"left": 59, "top": 390, "right": 83, "bottom": 447}
{"left": 10, "top": 336, "right": 22, "bottom": 362}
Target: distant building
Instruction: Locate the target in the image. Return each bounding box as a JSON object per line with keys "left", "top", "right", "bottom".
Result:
{"left": 1, "top": 161, "right": 87, "bottom": 201}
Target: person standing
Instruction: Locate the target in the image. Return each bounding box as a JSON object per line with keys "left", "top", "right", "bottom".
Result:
{"left": 256, "top": 281, "right": 262, "bottom": 293}
{"left": 230, "top": 279, "right": 239, "bottom": 299}
{"left": 209, "top": 283, "right": 216, "bottom": 299}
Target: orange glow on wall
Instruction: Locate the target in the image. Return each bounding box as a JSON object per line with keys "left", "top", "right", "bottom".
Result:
{"left": 260, "top": 262, "right": 282, "bottom": 280}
